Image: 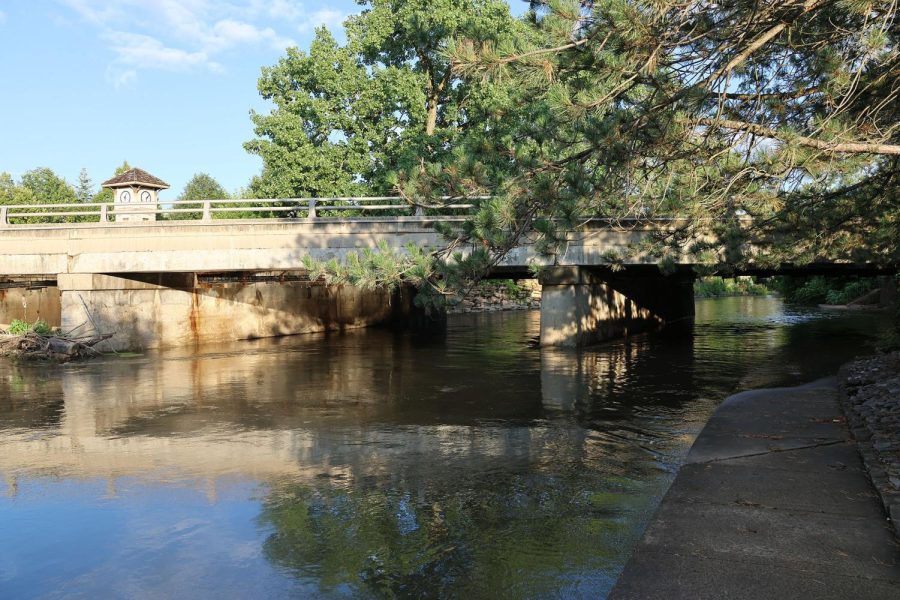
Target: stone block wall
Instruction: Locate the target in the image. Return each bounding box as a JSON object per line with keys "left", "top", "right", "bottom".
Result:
{"left": 450, "top": 279, "right": 542, "bottom": 313}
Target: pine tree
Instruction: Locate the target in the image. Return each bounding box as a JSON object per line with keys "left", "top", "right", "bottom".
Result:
{"left": 441, "top": 0, "right": 900, "bottom": 270}
{"left": 75, "top": 168, "right": 93, "bottom": 203}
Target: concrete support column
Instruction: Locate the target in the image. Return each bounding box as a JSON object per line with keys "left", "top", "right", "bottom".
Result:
{"left": 538, "top": 266, "right": 694, "bottom": 347}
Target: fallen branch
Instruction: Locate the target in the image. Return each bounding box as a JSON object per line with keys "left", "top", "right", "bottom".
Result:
{"left": 0, "top": 331, "right": 114, "bottom": 362}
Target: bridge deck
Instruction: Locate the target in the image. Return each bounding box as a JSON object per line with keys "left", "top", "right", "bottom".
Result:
{"left": 0, "top": 216, "right": 656, "bottom": 276}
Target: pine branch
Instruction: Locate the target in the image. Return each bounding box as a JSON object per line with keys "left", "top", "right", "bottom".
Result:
{"left": 495, "top": 38, "right": 589, "bottom": 64}
{"left": 694, "top": 118, "right": 900, "bottom": 156}
{"left": 699, "top": 0, "right": 828, "bottom": 88}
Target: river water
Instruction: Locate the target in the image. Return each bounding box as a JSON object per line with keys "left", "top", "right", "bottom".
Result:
{"left": 0, "top": 297, "right": 890, "bottom": 599}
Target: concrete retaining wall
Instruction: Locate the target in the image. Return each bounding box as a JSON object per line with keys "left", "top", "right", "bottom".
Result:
{"left": 58, "top": 274, "right": 409, "bottom": 351}
{"left": 0, "top": 287, "right": 61, "bottom": 327}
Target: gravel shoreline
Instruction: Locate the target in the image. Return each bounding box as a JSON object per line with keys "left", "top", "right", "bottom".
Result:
{"left": 839, "top": 351, "right": 900, "bottom": 538}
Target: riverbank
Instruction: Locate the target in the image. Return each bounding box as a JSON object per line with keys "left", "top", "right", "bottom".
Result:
{"left": 448, "top": 279, "right": 541, "bottom": 313}
{"left": 840, "top": 352, "right": 900, "bottom": 536}
{"left": 609, "top": 377, "right": 900, "bottom": 599}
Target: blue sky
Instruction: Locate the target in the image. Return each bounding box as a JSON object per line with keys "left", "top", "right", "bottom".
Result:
{"left": 0, "top": 1, "right": 382, "bottom": 198}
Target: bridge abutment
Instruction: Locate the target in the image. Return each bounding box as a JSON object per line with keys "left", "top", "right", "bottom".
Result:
{"left": 538, "top": 266, "right": 694, "bottom": 347}
{"left": 0, "top": 283, "right": 61, "bottom": 328}
{"left": 58, "top": 273, "right": 413, "bottom": 351}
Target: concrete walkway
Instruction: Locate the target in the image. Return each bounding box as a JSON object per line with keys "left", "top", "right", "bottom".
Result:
{"left": 609, "top": 377, "right": 900, "bottom": 599}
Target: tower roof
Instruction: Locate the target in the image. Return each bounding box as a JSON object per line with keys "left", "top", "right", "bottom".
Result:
{"left": 101, "top": 168, "right": 169, "bottom": 189}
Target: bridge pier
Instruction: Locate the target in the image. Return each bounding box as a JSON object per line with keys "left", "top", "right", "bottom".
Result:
{"left": 538, "top": 266, "right": 694, "bottom": 347}
{"left": 57, "top": 273, "right": 414, "bottom": 351}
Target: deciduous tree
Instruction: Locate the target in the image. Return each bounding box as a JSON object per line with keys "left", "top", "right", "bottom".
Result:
{"left": 244, "top": 0, "right": 522, "bottom": 199}
{"left": 19, "top": 168, "right": 77, "bottom": 204}
{"left": 179, "top": 173, "right": 229, "bottom": 201}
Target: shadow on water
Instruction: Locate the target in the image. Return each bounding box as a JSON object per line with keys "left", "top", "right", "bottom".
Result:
{"left": 0, "top": 297, "right": 890, "bottom": 599}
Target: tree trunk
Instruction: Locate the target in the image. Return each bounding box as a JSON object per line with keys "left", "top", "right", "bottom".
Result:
{"left": 425, "top": 95, "right": 438, "bottom": 136}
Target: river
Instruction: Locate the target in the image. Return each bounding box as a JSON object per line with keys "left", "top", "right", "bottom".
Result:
{"left": 0, "top": 297, "right": 890, "bottom": 599}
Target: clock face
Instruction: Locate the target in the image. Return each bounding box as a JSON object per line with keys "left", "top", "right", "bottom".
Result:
{"left": 119, "top": 190, "right": 131, "bottom": 203}
{"left": 140, "top": 190, "right": 152, "bottom": 203}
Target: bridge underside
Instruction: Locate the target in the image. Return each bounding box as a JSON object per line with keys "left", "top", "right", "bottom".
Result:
{"left": 2, "top": 263, "right": 896, "bottom": 350}
{"left": 539, "top": 266, "right": 696, "bottom": 347}
{"left": 0, "top": 266, "right": 697, "bottom": 350}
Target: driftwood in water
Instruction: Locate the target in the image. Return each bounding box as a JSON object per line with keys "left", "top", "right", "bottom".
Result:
{"left": 0, "top": 332, "right": 114, "bottom": 362}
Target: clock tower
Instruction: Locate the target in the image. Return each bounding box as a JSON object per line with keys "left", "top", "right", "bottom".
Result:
{"left": 100, "top": 168, "right": 169, "bottom": 222}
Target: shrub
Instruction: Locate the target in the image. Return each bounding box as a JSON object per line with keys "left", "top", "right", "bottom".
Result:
{"left": 775, "top": 276, "right": 880, "bottom": 305}
{"left": 694, "top": 277, "right": 769, "bottom": 298}
{"left": 6, "top": 319, "right": 51, "bottom": 335}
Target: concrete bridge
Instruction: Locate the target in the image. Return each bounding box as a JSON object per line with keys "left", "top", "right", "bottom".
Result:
{"left": 0, "top": 198, "right": 883, "bottom": 350}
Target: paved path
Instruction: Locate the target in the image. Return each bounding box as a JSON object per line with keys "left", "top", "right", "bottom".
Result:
{"left": 609, "top": 377, "right": 900, "bottom": 599}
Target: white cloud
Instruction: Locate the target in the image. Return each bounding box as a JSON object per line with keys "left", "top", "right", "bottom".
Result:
{"left": 267, "top": 0, "right": 305, "bottom": 21}
{"left": 0, "top": 10, "right": 7, "bottom": 25}
{"left": 106, "top": 66, "right": 138, "bottom": 89}
{"left": 297, "top": 8, "right": 345, "bottom": 33}
{"left": 208, "top": 19, "right": 295, "bottom": 52}
{"left": 56, "top": 0, "right": 307, "bottom": 82}
{"left": 58, "top": 0, "right": 126, "bottom": 26}
{"left": 103, "top": 31, "right": 214, "bottom": 71}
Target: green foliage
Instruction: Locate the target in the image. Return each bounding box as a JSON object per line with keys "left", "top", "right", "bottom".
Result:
{"left": 7, "top": 319, "right": 51, "bottom": 335}
{"left": 423, "top": 0, "right": 900, "bottom": 275}
{"left": 0, "top": 168, "right": 92, "bottom": 223}
{"left": 501, "top": 279, "right": 522, "bottom": 296}
{"left": 259, "top": 476, "right": 630, "bottom": 598}
{"left": 824, "top": 279, "right": 879, "bottom": 305}
{"left": 773, "top": 276, "right": 880, "bottom": 305}
{"left": 779, "top": 277, "right": 834, "bottom": 305}
{"left": 245, "top": 0, "right": 522, "bottom": 199}
{"left": 19, "top": 168, "right": 77, "bottom": 204}
{"left": 158, "top": 173, "right": 231, "bottom": 220}
{"left": 178, "top": 173, "right": 229, "bottom": 201}
{"left": 694, "top": 277, "right": 769, "bottom": 299}
{"left": 294, "top": 1, "right": 900, "bottom": 296}
{"left": 476, "top": 278, "right": 523, "bottom": 296}
{"left": 75, "top": 168, "right": 93, "bottom": 203}
{"left": 0, "top": 172, "right": 35, "bottom": 206}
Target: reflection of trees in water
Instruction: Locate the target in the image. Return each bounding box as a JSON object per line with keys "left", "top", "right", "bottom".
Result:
{"left": 693, "top": 297, "right": 890, "bottom": 390}
{"left": 0, "top": 363, "right": 65, "bottom": 429}
{"left": 260, "top": 471, "right": 638, "bottom": 599}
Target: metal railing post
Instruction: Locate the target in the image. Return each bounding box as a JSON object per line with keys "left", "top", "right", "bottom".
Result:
{"left": 308, "top": 198, "right": 316, "bottom": 219}
{"left": 0, "top": 206, "right": 8, "bottom": 227}
{"left": 202, "top": 201, "right": 212, "bottom": 221}
{"left": 414, "top": 205, "right": 424, "bottom": 217}
{"left": 99, "top": 204, "right": 108, "bottom": 223}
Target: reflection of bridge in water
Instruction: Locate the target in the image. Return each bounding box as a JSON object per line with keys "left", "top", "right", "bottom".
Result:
{"left": 0, "top": 316, "right": 709, "bottom": 501}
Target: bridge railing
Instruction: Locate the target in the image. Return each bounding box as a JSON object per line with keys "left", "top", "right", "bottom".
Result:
{"left": 0, "top": 197, "right": 481, "bottom": 226}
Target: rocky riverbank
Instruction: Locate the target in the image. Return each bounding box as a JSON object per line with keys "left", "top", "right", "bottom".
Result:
{"left": 839, "top": 351, "right": 900, "bottom": 536}
{"left": 448, "top": 279, "right": 541, "bottom": 313}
